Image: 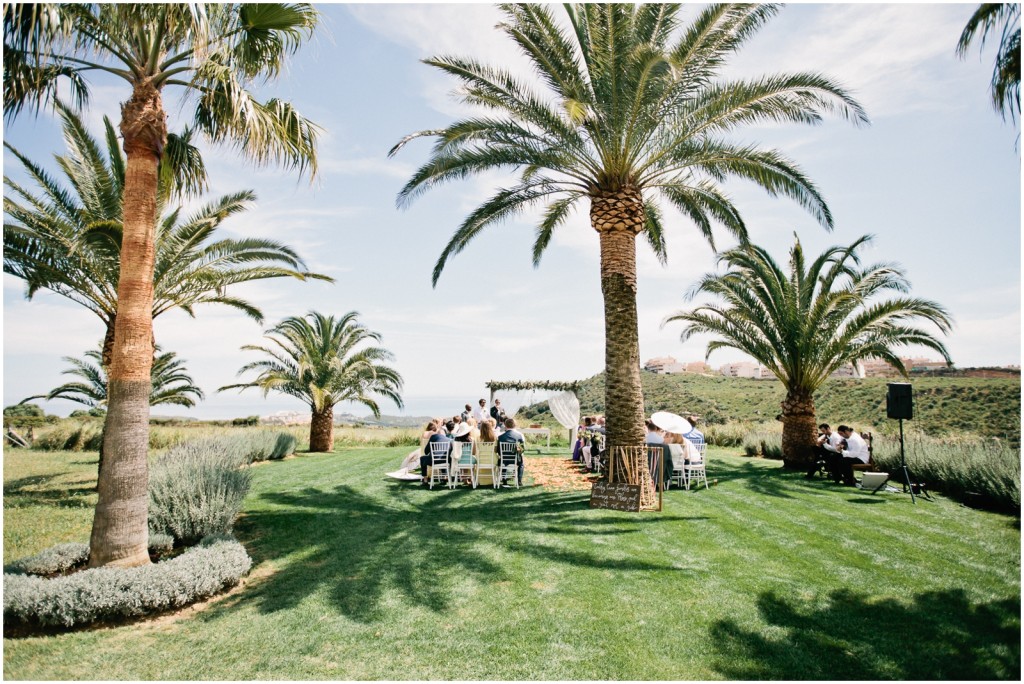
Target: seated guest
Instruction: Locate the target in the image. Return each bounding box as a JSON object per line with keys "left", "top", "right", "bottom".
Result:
{"left": 419, "top": 420, "right": 437, "bottom": 451}
{"left": 420, "top": 421, "right": 454, "bottom": 484}
{"left": 452, "top": 422, "right": 473, "bottom": 443}
{"left": 497, "top": 417, "right": 526, "bottom": 486}
{"left": 465, "top": 417, "right": 480, "bottom": 442}
{"left": 645, "top": 419, "right": 664, "bottom": 444}
{"left": 477, "top": 418, "right": 498, "bottom": 448}
{"left": 645, "top": 419, "right": 671, "bottom": 486}
{"left": 835, "top": 425, "right": 869, "bottom": 486}
{"left": 683, "top": 415, "right": 705, "bottom": 447}
{"left": 806, "top": 423, "right": 844, "bottom": 479}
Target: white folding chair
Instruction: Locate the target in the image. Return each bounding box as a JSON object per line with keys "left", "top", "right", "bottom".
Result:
{"left": 475, "top": 442, "right": 498, "bottom": 488}
{"left": 497, "top": 441, "right": 520, "bottom": 488}
{"left": 428, "top": 441, "right": 453, "bottom": 490}
{"left": 667, "top": 444, "right": 685, "bottom": 489}
{"left": 454, "top": 441, "right": 477, "bottom": 488}
{"left": 683, "top": 442, "right": 708, "bottom": 490}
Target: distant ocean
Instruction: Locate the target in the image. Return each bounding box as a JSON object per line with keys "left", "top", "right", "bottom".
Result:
{"left": 145, "top": 395, "right": 477, "bottom": 422}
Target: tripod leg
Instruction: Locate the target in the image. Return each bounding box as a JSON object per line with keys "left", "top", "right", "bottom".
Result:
{"left": 900, "top": 465, "right": 916, "bottom": 504}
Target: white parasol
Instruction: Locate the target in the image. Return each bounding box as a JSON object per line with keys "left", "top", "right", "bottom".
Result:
{"left": 650, "top": 411, "right": 692, "bottom": 435}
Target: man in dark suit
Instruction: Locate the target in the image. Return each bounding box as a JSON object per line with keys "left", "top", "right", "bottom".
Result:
{"left": 490, "top": 399, "right": 507, "bottom": 428}
{"left": 496, "top": 417, "right": 525, "bottom": 486}
{"left": 420, "top": 420, "right": 454, "bottom": 485}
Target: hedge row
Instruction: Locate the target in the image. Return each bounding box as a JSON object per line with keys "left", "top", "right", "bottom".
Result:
{"left": 3, "top": 535, "right": 251, "bottom": 628}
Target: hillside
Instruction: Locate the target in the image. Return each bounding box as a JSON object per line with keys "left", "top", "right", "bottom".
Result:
{"left": 520, "top": 371, "right": 1021, "bottom": 441}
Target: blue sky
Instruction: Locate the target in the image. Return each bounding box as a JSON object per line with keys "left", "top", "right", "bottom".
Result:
{"left": 3, "top": 3, "right": 1021, "bottom": 419}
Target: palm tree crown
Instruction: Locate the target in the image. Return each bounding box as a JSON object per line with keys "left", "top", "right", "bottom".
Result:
{"left": 391, "top": 3, "right": 868, "bottom": 283}
{"left": 957, "top": 3, "right": 1021, "bottom": 122}
{"left": 24, "top": 345, "right": 205, "bottom": 409}
{"left": 4, "top": 104, "right": 332, "bottom": 364}
{"left": 221, "top": 312, "right": 404, "bottom": 452}
{"left": 664, "top": 234, "right": 953, "bottom": 463}
{"left": 4, "top": 3, "right": 320, "bottom": 172}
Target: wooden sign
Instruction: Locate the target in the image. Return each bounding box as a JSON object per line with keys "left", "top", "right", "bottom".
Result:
{"left": 590, "top": 481, "right": 642, "bottom": 512}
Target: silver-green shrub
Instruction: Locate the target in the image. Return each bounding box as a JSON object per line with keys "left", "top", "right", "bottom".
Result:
{"left": 223, "top": 430, "right": 297, "bottom": 462}
{"left": 3, "top": 535, "right": 251, "bottom": 627}
{"left": 5, "top": 535, "right": 181, "bottom": 576}
{"left": 873, "top": 433, "right": 1020, "bottom": 511}
{"left": 4, "top": 543, "right": 89, "bottom": 576}
{"left": 148, "top": 439, "right": 252, "bottom": 544}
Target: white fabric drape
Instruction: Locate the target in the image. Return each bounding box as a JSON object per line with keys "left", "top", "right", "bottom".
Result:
{"left": 548, "top": 391, "right": 581, "bottom": 447}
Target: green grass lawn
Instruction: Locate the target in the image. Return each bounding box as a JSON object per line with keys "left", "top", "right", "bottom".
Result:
{"left": 4, "top": 445, "right": 1020, "bottom": 680}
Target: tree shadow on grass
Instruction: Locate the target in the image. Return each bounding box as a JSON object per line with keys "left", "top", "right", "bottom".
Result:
{"left": 706, "top": 458, "right": 802, "bottom": 500}
{"left": 3, "top": 474, "right": 97, "bottom": 508}
{"left": 710, "top": 587, "right": 1020, "bottom": 679}
{"left": 230, "top": 483, "right": 698, "bottom": 623}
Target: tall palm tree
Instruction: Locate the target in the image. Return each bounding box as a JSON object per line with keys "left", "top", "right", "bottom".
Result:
{"left": 24, "top": 346, "right": 204, "bottom": 409}
{"left": 221, "top": 312, "right": 404, "bottom": 452}
{"left": 4, "top": 3, "right": 320, "bottom": 567}
{"left": 4, "top": 104, "right": 332, "bottom": 367}
{"left": 957, "top": 3, "right": 1021, "bottom": 122}
{"left": 663, "top": 235, "right": 953, "bottom": 467}
{"left": 389, "top": 4, "right": 867, "bottom": 480}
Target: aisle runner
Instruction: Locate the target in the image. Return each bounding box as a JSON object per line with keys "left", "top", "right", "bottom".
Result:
{"left": 529, "top": 457, "right": 600, "bottom": 491}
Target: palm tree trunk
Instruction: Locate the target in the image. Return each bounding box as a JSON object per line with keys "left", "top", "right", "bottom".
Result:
{"left": 95, "top": 317, "right": 116, "bottom": 485}
{"left": 592, "top": 186, "right": 646, "bottom": 482}
{"left": 780, "top": 390, "right": 817, "bottom": 469}
{"left": 89, "top": 83, "right": 167, "bottom": 568}
{"left": 309, "top": 405, "right": 335, "bottom": 452}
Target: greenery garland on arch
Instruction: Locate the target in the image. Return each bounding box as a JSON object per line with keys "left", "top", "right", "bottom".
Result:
{"left": 485, "top": 380, "right": 582, "bottom": 394}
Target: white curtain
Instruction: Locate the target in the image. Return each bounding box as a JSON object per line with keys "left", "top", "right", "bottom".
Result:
{"left": 548, "top": 391, "right": 581, "bottom": 446}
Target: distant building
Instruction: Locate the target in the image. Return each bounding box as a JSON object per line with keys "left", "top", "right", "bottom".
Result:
{"left": 644, "top": 357, "right": 716, "bottom": 375}
{"left": 260, "top": 410, "right": 310, "bottom": 425}
{"left": 859, "top": 356, "right": 949, "bottom": 377}
{"left": 719, "top": 361, "right": 773, "bottom": 379}
{"left": 644, "top": 356, "right": 683, "bottom": 374}
{"left": 905, "top": 357, "right": 949, "bottom": 373}
{"left": 829, "top": 363, "right": 862, "bottom": 378}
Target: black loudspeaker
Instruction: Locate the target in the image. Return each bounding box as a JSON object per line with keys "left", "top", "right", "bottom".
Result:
{"left": 887, "top": 383, "right": 913, "bottom": 420}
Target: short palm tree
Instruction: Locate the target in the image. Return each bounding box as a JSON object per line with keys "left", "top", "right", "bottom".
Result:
{"left": 390, "top": 4, "right": 867, "bottom": 479}
{"left": 663, "top": 235, "right": 953, "bottom": 467}
{"left": 221, "top": 312, "right": 404, "bottom": 453}
{"left": 957, "top": 3, "right": 1021, "bottom": 122}
{"left": 4, "top": 104, "right": 332, "bottom": 367}
{"left": 24, "top": 346, "right": 204, "bottom": 409}
{"left": 4, "top": 3, "right": 320, "bottom": 567}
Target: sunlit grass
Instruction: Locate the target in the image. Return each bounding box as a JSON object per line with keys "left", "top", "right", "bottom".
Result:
{"left": 4, "top": 445, "right": 1019, "bottom": 680}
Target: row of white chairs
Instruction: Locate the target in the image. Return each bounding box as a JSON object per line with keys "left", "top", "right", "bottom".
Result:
{"left": 646, "top": 442, "right": 708, "bottom": 490}
{"left": 427, "top": 440, "right": 522, "bottom": 490}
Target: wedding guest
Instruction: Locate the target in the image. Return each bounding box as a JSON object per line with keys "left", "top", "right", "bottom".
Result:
{"left": 472, "top": 398, "right": 488, "bottom": 424}
{"left": 497, "top": 417, "right": 526, "bottom": 486}
{"left": 420, "top": 421, "right": 453, "bottom": 484}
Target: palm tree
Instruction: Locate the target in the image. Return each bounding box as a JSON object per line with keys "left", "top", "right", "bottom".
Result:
{"left": 4, "top": 104, "right": 332, "bottom": 367}
{"left": 24, "top": 346, "right": 204, "bottom": 409}
{"left": 663, "top": 235, "right": 953, "bottom": 468}
{"left": 957, "top": 3, "right": 1021, "bottom": 122}
{"left": 4, "top": 3, "right": 320, "bottom": 567}
{"left": 221, "top": 312, "right": 404, "bottom": 452}
{"left": 389, "top": 4, "right": 867, "bottom": 480}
